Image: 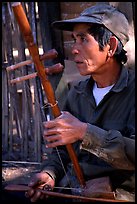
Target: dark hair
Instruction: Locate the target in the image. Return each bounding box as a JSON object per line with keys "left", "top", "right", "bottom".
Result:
{"left": 87, "top": 24, "right": 127, "bottom": 64}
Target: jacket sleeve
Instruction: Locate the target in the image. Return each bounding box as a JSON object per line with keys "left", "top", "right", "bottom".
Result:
{"left": 80, "top": 107, "right": 135, "bottom": 170}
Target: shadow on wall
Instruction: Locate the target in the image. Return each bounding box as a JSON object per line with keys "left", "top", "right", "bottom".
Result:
{"left": 56, "top": 60, "right": 89, "bottom": 110}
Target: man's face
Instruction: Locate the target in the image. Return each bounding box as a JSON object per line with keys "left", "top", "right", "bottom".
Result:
{"left": 71, "top": 23, "right": 110, "bottom": 76}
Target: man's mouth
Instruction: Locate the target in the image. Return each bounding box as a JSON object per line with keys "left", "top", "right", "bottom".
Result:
{"left": 75, "top": 61, "right": 83, "bottom": 64}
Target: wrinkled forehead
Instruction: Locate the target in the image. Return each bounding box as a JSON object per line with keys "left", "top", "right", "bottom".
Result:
{"left": 72, "top": 24, "right": 91, "bottom": 38}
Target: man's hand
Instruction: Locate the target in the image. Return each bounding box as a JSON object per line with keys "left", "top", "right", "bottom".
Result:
{"left": 43, "top": 111, "right": 87, "bottom": 148}
{"left": 25, "top": 172, "right": 55, "bottom": 202}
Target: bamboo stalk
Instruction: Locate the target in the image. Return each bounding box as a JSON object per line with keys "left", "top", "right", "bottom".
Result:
{"left": 2, "top": 64, "right": 9, "bottom": 152}
{"left": 4, "top": 3, "right": 23, "bottom": 157}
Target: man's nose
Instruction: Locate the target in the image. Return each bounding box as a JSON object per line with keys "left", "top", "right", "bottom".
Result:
{"left": 72, "top": 45, "right": 79, "bottom": 55}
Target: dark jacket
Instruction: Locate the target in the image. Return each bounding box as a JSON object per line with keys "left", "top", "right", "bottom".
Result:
{"left": 42, "top": 66, "right": 135, "bottom": 193}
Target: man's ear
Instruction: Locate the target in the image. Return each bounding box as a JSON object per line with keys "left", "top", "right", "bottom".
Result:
{"left": 108, "top": 36, "right": 118, "bottom": 57}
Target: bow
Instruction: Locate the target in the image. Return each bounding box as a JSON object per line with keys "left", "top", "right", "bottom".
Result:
{"left": 4, "top": 184, "right": 128, "bottom": 202}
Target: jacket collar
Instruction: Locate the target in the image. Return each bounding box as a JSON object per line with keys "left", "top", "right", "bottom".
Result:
{"left": 74, "top": 65, "right": 129, "bottom": 94}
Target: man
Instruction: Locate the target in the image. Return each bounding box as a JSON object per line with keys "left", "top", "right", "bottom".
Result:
{"left": 26, "top": 3, "right": 135, "bottom": 202}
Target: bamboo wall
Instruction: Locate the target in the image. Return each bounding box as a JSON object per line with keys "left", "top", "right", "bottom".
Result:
{"left": 2, "top": 2, "right": 63, "bottom": 163}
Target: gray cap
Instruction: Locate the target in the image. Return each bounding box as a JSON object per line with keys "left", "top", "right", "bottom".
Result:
{"left": 52, "top": 4, "right": 129, "bottom": 46}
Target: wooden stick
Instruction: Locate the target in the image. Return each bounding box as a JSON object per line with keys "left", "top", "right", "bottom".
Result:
{"left": 6, "top": 49, "right": 58, "bottom": 72}
{"left": 2, "top": 160, "right": 41, "bottom": 165}
{"left": 10, "top": 63, "right": 64, "bottom": 84}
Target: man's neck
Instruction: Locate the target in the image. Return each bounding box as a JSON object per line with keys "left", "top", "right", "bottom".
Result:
{"left": 92, "top": 60, "right": 121, "bottom": 88}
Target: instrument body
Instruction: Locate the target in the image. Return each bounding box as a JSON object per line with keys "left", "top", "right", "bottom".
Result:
{"left": 12, "top": 2, "right": 85, "bottom": 187}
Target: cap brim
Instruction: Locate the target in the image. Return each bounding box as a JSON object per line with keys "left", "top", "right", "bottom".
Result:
{"left": 52, "top": 16, "right": 102, "bottom": 31}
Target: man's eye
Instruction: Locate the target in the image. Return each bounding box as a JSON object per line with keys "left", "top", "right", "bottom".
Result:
{"left": 81, "top": 37, "right": 86, "bottom": 42}
{"left": 72, "top": 38, "right": 76, "bottom": 43}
